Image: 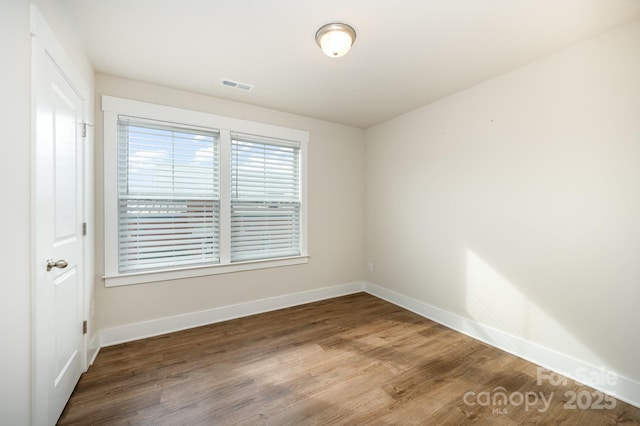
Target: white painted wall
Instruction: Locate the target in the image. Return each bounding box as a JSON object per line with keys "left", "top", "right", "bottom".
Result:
{"left": 94, "top": 75, "right": 365, "bottom": 332}
{"left": 365, "top": 19, "right": 640, "bottom": 385}
{"left": 0, "top": 0, "right": 94, "bottom": 423}
{"left": 0, "top": 1, "right": 33, "bottom": 423}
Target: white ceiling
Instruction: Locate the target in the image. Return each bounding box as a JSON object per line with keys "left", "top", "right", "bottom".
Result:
{"left": 60, "top": 0, "right": 640, "bottom": 128}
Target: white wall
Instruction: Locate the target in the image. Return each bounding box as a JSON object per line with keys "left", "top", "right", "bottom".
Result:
{"left": 365, "top": 19, "right": 640, "bottom": 385}
{"left": 0, "top": 0, "right": 34, "bottom": 423}
{"left": 94, "top": 75, "right": 365, "bottom": 332}
{"left": 0, "top": 0, "right": 94, "bottom": 423}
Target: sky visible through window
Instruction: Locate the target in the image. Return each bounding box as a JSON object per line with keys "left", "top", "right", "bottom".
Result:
{"left": 231, "top": 139, "right": 299, "bottom": 202}
{"left": 123, "top": 123, "right": 300, "bottom": 202}
{"left": 124, "top": 124, "right": 218, "bottom": 197}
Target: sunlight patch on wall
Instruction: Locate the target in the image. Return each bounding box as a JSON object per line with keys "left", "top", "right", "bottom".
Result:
{"left": 464, "top": 248, "right": 603, "bottom": 368}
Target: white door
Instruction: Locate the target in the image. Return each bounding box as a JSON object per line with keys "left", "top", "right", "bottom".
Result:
{"left": 32, "top": 8, "right": 86, "bottom": 425}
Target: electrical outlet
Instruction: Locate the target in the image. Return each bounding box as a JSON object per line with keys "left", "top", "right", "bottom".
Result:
{"left": 367, "top": 262, "right": 373, "bottom": 273}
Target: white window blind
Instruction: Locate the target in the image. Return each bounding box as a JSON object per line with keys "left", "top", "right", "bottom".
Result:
{"left": 117, "top": 117, "right": 220, "bottom": 272}
{"left": 231, "top": 135, "right": 301, "bottom": 262}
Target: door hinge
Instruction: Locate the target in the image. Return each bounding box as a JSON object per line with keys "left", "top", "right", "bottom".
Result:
{"left": 82, "top": 222, "right": 87, "bottom": 236}
{"left": 82, "top": 123, "right": 93, "bottom": 138}
{"left": 83, "top": 320, "right": 88, "bottom": 335}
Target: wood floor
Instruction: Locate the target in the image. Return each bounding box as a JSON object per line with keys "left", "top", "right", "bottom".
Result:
{"left": 58, "top": 293, "right": 640, "bottom": 425}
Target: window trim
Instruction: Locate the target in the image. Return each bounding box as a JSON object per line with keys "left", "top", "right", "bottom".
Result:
{"left": 102, "top": 96, "right": 309, "bottom": 287}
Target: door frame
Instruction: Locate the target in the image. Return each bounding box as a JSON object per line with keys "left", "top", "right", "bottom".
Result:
{"left": 30, "top": 5, "right": 92, "bottom": 424}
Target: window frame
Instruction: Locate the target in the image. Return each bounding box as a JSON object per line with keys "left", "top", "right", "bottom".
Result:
{"left": 102, "top": 96, "right": 309, "bottom": 287}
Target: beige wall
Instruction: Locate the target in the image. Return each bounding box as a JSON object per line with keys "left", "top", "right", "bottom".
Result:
{"left": 94, "top": 75, "right": 365, "bottom": 330}
{"left": 365, "top": 20, "right": 640, "bottom": 383}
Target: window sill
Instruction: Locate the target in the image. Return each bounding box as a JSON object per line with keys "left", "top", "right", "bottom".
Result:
{"left": 103, "top": 255, "right": 310, "bottom": 287}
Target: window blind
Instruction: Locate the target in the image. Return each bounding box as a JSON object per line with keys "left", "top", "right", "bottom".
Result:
{"left": 230, "top": 135, "right": 301, "bottom": 262}
{"left": 117, "top": 117, "right": 220, "bottom": 272}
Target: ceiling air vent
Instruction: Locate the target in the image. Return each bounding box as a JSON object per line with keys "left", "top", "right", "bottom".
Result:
{"left": 220, "top": 79, "right": 254, "bottom": 91}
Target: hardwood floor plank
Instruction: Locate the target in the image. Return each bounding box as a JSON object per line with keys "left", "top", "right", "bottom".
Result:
{"left": 58, "top": 293, "right": 640, "bottom": 425}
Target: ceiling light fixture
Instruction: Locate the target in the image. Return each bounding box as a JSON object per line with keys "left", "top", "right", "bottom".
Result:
{"left": 315, "top": 23, "right": 356, "bottom": 58}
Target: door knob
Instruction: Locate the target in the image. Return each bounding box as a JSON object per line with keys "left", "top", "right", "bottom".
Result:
{"left": 46, "top": 259, "right": 68, "bottom": 271}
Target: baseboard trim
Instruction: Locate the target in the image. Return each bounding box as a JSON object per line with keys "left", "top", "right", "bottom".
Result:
{"left": 99, "top": 281, "right": 365, "bottom": 347}
{"left": 87, "top": 334, "right": 100, "bottom": 366}
{"left": 363, "top": 281, "right": 640, "bottom": 409}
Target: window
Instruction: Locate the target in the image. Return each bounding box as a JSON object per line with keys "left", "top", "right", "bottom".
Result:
{"left": 117, "top": 118, "right": 220, "bottom": 273}
{"left": 231, "top": 135, "right": 301, "bottom": 262}
{"left": 103, "top": 96, "right": 308, "bottom": 286}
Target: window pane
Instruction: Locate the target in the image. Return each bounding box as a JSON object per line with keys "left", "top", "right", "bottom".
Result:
{"left": 119, "top": 119, "right": 219, "bottom": 197}
{"left": 118, "top": 117, "right": 220, "bottom": 272}
{"left": 119, "top": 198, "right": 219, "bottom": 272}
{"left": 230, "top": 201, "right": 300, "bottom": 262}
{"left": 231, "top": 136, "right": 301, "bottom": 262}
{"left": 231, "top": 139, "right": 299, "bottom": 201}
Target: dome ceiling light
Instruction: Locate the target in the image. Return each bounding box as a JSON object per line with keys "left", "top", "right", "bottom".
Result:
{"left": 315, "top": 23, "right": 356, "bottom": 58}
